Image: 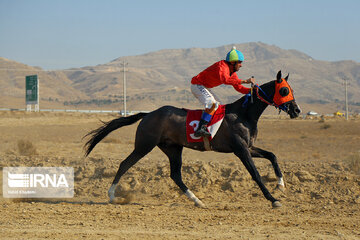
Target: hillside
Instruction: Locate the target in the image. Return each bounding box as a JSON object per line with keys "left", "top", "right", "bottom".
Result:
{"left": 0, "top": 57, "right": 87, "bottom": 106}
{"left": 1, "top": 42, "right": 359, "bottom": 113}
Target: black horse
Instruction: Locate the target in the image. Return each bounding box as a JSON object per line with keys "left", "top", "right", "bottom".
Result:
{"left": 84, "top": 71, "right": 301, "bottom": 208}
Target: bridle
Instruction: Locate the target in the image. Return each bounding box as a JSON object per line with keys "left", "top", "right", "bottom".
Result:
{"left": 253, "top": 83, "right": 292, "bottom": 113}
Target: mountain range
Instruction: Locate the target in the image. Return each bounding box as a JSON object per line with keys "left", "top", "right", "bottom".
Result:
{"left": 1, "top": 42, "right": 359, "bottom": 113}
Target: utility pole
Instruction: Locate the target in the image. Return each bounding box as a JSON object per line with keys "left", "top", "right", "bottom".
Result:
{"left": 120, "top": 60, "right": 128, "bottom": 116}
{"left": 339, "top": 72, "right": 350, "bottom": 121}
{"left": 343, "top": 76, "right": 349, "bottom": 120}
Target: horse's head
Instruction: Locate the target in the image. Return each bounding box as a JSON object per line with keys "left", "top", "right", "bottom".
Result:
{"left": 273, "top": 71, "right": 301, "bottom": 118}
{"left": 257, "top": 71, "right": 301, "bottom": 118}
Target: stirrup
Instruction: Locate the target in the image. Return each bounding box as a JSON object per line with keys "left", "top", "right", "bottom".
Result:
{"left": 194, "top": 124, "right": 211, "bottom": 138}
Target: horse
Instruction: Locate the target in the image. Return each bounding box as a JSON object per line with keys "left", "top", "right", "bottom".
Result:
{"left": 84, "top": 71, "right": 301, "bottom": 208}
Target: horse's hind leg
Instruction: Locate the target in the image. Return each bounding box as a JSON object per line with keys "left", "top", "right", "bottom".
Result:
{"left": 108, "top": 150, "right": 146, "bottom": 202}
{"left": 158, "top": 145, "right": 205, "bottom": 208}
{"left": 108, "top": 137, "right": 157, "bottom": 202}
{"left": 250, "top": 146, "right": 285, "bottom": 190}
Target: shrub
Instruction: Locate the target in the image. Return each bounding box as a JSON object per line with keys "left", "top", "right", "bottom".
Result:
{"left": 347, "top": 153, "right": 360, "bottom": 175}
{"left": 17, "top": 140, "right": 37, "bottom": 156}
{"left": 318, "top": 115, "right": 325, "bottom": 123}
{"left": 320, "top": 123, "right": 331, "bottom": 129}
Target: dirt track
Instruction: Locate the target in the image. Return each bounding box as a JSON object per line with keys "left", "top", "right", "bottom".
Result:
{"left": 0, "top": 111, "right": 359, "bottom": 239}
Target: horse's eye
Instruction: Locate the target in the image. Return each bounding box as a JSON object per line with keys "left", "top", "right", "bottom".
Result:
{"left": 279, "top": 87, "right": 289, "bottom": 97}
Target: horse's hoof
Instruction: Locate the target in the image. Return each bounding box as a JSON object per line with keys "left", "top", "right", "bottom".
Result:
{"left": 275, "top": 184, "right": 286, "bottom": 193}
{"left": 272, "top": 201, "right": 282, "bottom": 208}
{"left": 195, "top": 200, "right": 206, "bottom": 208}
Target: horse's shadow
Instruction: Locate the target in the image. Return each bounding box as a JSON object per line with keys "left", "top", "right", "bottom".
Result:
{"left": 7, "top": 198, "right": 109, "bottom": 205}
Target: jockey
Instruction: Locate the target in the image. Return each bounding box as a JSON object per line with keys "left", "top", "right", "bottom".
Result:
{"left": 191, "top": 46, "right": 255, "bottom": 137}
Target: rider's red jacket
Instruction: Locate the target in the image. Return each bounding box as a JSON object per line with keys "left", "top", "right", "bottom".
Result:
{"left": 191, "top": 60, "right": 250, "bottom": 94}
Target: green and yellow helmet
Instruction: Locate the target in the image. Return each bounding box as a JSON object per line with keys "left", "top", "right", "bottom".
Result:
{"left": 226, "top": 46, "right": 244, "bottom": 62}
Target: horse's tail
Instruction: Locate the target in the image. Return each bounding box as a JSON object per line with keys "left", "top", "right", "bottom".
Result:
{"left": 83, "top": 112, "right": 148, "bottom": 157}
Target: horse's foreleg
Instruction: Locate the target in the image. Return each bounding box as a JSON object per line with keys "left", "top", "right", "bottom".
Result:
{"left": 250, "top": 146, "right": 285, "bottom": 190}
{"left": 232, "top": 136, "right": 281, "bottom": 208}
{"left": 159, "top": 145, "right": 205, "bottom": 208}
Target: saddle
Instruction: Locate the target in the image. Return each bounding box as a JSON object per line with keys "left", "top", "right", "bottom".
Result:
{"left": 185, "top": 104, "right": 226, "bottom": 143}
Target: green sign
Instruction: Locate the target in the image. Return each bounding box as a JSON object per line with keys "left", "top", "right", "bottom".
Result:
{"left": 26, "top": 75, "right": 38, "bottom": 104}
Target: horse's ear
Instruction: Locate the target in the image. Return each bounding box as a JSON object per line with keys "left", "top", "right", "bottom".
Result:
{"left": 285, "top": 73, "right": 289, "bottom": 81}
{"left": 276, "top": 71, "right": 282, "bottom": 83}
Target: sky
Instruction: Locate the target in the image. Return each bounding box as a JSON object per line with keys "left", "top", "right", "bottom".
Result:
{"left": 0, "top": 0, "right": 359, "bottom": 70}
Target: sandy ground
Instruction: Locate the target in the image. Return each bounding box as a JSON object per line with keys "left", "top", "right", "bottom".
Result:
{"left": 0, "top": 111, "right": 359, "bottom": 239}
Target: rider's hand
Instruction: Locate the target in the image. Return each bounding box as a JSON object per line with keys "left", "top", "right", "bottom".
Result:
{"left": 246, "top": 77, "right": 255, "bottom": 84}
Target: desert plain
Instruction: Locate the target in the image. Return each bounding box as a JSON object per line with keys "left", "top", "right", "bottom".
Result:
{"left": 0, "top": 111, "right": 359, "bottom": 239}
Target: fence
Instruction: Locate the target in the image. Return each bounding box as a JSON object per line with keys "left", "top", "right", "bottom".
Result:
{"left": 0, "top": 108, "right": 149, "bottom": 115}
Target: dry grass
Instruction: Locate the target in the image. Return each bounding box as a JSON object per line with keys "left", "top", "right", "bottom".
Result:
{"left": 347, "top": 153, "right": 360, "bottom": 175}
{"left": 17, "top": 139, "right": 37, "bottom": 156}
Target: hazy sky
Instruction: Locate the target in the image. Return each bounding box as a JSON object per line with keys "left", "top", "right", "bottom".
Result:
{"left": 1, "top": 0, "right": 359, "bottom": 70}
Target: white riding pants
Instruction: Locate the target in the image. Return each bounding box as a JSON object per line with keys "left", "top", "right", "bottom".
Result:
{"left": 191, "top": 84, "right": 220, "bottom": 110}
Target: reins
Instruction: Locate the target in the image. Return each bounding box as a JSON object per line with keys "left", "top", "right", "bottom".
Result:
{"left": 253, "top": 84, "right": 288, "bottom": 112}
{"left": 254, "top": 84, "right": 274, "bottom": 107}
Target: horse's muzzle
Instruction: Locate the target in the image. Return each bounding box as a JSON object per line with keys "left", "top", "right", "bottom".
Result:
{"left": 286, "top": 101, "right": 301, "bottom": 118}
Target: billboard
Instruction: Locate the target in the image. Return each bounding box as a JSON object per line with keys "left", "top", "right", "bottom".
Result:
{"left": 26, "top": 75, "right": 39, "bottom": 104}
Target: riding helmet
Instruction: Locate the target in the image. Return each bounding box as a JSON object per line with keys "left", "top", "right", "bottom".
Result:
{"left": 226, "top": 46, "right": 244, "bottom": 62}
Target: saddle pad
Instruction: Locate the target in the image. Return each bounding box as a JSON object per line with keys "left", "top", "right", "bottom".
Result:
{"left": 186, "top": 104, "right": 226, "bottom": 143}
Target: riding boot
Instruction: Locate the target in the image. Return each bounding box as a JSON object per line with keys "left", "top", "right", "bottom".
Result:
{"left": 194, "top": 119, "right": 211, "bottom": 138}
